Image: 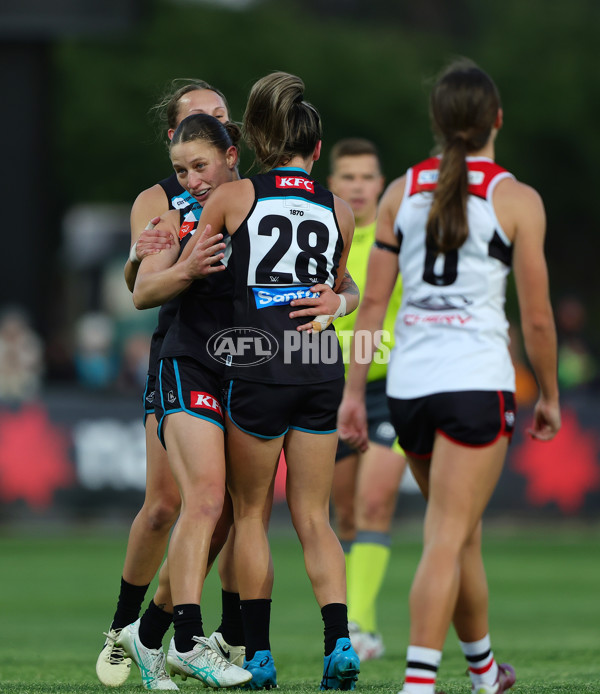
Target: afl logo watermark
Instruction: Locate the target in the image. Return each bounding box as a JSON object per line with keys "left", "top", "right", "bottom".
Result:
{"left": 207, "top": 327, "right": 279, "bottom": 367}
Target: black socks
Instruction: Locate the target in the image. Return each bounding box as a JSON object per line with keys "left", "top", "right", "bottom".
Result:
{"left": 111, "top": 578, "right": 150, "bottom": 631}
{"left": 173, "top": 603, "right": 203, "bottom": 653}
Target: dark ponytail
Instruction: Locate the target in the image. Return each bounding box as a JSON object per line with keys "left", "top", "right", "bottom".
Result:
{"left": 426, "top": 59, "right": 501, "bottom": 253}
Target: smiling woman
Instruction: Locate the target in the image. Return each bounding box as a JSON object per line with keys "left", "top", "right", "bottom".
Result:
{"left": 128, "top": 113, "right": 255, "bottom": 687}
{"left": 96, "top": 78, "right": 245, "bottom": 694}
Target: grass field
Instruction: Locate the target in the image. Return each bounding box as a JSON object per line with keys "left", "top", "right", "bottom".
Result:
{"left": 1, "top": 517, "right": 599, "bottom": 693}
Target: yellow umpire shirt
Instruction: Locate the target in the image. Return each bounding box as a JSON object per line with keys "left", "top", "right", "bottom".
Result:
{"left": 335, "top": 220, "right": 403, "bottom": 383}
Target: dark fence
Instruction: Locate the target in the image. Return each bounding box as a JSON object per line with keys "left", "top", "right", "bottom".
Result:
{"left": 1, "top": 387, "right": 599, "bottom": 525}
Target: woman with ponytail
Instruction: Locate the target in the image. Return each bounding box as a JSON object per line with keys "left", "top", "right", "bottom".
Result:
{"left": 133, "top": 72, "right": 360, "bottom": 690}
{"left": 97, "top": 82, "right": 251, "bottom": 692}
{"left": 152, "top": 71, "right": 361, "bottom": 690}
{"left": 338, "top": 59, "right": 560, "bottom": 694}
{"left": 126, "top": 113, "right": 253, "bottom": 689}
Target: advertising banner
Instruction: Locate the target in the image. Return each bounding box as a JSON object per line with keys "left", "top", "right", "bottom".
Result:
{"left": 1, "top": 388, "right": 599, "bottom": 523}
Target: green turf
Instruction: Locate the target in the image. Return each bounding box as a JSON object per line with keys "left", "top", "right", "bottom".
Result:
{"left": 1, "top": 519, "right": 599, "bottom": 693}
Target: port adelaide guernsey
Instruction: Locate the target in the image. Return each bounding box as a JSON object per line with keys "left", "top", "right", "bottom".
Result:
{"left": 222, "top": 167, "right": 346, "bottom": 384}
{"left": 160, "top": 201, "right": 235, "bottom": 374}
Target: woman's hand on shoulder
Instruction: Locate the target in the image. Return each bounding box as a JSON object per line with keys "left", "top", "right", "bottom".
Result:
{"left": 139, "top": 211, "right": 180, "bottom": 263}
{"left": 135, "top": 216, "right": 177, "bottom": 261}
{"left": 181, "top": 224, "right": 227, "bottom": 281}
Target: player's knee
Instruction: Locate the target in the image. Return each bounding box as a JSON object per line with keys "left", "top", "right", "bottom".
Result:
{"left": 290, "top": 506, "right": 329, "bottom": 539}
{"left": 356, "top": 488, "right": 397, "bottom": 527}
{"left": 145, "top": 496, "right": 181, "bottom": 532}
{"left": 359, "top": 495, "right": 394, "bottom": 527}
{"left": 185, "top": 487, "right": 228, "bottom": 527}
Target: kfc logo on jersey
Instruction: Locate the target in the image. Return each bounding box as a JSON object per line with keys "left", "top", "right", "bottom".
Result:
{"left": 190, "top": 391, "right": 223, "bottom": 415}
{"left": 275, "top": 176, "right": 314, "bottom": 193}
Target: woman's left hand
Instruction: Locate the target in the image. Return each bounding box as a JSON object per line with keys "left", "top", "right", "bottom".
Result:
{"left": 289, "top": 284, "right": 342, "bottom": 332}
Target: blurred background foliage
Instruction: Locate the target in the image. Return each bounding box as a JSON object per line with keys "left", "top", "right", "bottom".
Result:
{"left": 0, "top": 0, "right": 598, "bottom": 514}
{"left": 0, "top": 0, "right": 597, "bottom": 398}
{"left": 52, "top": 0, "right": 599, "bottom": 325}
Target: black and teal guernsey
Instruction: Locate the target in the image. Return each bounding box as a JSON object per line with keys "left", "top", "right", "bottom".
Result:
{"left": 145, "top": 174, "right": 194, "bottom": 378}
{"left": 147, "top": 199, "right": 203, "bottom": 377}
{"left": 224, "top": 167, "right": 345, "bottom": 384}
{"left": 159, "top": 201, "right": 234, "bottom": 377}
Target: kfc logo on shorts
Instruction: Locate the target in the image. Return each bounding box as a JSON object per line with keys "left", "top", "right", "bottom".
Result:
{"left": 275, "top": 176, "right": 314, "bottom": 193}
{"left": 191, "top": 391, "right": 223, "bottom": 416}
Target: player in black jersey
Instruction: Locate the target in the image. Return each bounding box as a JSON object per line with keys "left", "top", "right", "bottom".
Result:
{"left": 172, "top": 71, "right": 360, "bottom": 690}
{"left": 97, "top": 84, "right": 247, "bottom": 691}
{"left": 125, "top": 80, "right": 230, "bottom": 292}
{"left": 133, "top": 103, "right": 360, "bottom": 688}
{"left": 126, "top": 114, "right": 255, "bottom": 688}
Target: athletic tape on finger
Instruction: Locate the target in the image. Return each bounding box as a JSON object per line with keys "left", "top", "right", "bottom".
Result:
{"left": 310, "top": 294, "right": 347, "bottom": 332}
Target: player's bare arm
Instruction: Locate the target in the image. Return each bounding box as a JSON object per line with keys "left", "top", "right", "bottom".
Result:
{"left": 506, "top": 180, "right": 560, "bottom": 440}
{"left": 125, "top": 184, "right": 173, "bottom": 291}
{"left": 132, "top": 211, "right": 188, "bottom": 309}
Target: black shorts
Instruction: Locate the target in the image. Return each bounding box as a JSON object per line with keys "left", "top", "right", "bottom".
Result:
{"left": 335, "top": 379, "right": 398, "bottom": 461}
{"left": 224, "top": 376, "right": 345, "bottom": 439}
{"left": 156, "top": 356, "right": 225, "bottom": 447}
{"left": 387, "top": 390, "right": 516, "bottom": 459}
{"left": 143, "top": 373, "right": 157, "bottom": 423}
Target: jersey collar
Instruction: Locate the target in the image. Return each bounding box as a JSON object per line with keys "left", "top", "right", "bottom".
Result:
{"left": 272, "top": 166, "right": 310, "bottom": 175}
